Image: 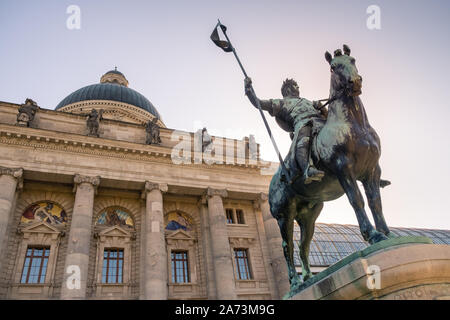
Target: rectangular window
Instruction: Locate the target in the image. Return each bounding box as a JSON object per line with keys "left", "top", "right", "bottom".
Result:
{"left": 171, "top": 251, "right": 189, "bottom": 283}
{"left": 236, "top": 209, "right": 245, "bottom": 224}
{"left": 20, "top": 246, "right": 50, "bottom": 284}
{"left": 225, "top": 208, "right": 235, "bottom": 224}
{"left": 102, "top": 249, "right": 124, "bottom": 284}
{"left": 234, "top": 249, "right": 252, "bottom": 280}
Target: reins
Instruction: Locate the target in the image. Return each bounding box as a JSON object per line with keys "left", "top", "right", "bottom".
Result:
{"left": 315, "top": 88, "right": 345, "bottom": 110}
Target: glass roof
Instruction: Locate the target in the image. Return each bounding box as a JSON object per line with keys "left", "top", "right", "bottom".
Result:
{"left": 293, "top": 223, "right": 450, "bottom": 267}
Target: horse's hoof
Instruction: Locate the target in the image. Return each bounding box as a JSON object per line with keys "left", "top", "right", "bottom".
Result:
{"left": 368, "top": 231, "right": 388, "bottom": 245}
{"left": 386, "top": 232, "right": 396, "bottom": 239}
{"left": 302, "top": 272, "right": 313, "bottom": 282}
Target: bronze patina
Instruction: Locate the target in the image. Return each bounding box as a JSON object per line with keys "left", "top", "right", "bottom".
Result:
{"left": 246, "top": 45, "right": 392, "bottom": 294}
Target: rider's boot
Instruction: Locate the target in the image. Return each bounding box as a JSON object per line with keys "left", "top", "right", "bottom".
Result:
{"left": 294, "top": 134, "right": 325, "bottom": 185}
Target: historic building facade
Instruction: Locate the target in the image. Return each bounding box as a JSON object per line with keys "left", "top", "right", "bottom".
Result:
{"left": 2, "top": 70, "right": 449, "bottom": 300}
{"left": 0, "top": 69, "right": 289, "bottom": 300}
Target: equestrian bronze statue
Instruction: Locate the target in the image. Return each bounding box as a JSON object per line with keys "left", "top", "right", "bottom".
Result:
{"left": 245, "top": 45, "right": 392, "bottom": 294}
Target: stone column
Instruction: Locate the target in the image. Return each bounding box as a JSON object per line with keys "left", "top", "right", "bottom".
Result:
{"left": 0, "top": 167, "right": 23, "bottom": 269}
{"left": 205, "top": 187, "right": 237, "bottom": 300}
{"left": 142, "top": 181, "right": 168, "bottom": 300}
{"left": 253, "top": 198, "right": 278, "bottom": 299}
{"left": 259, "top": 193, "right": 290, "bottom": 298}
{"left": 60, "top": 174, "right": 100, "bottom": 300}
{"left": 198, "top": 195, "right": 217, "bottom": 299}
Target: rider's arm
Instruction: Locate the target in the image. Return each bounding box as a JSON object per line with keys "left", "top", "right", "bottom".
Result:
{"left": 244, "top": 77, "right": 279, "bottom": 114}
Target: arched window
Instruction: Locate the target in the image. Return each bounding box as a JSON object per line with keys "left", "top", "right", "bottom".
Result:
{"left": 11, "top": 201, "right": 66, "bottom": 298}
{"left": 93, "top": 206, "right": 135, "bottom": 298}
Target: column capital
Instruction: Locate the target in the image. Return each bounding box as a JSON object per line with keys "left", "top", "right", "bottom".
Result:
{"left": 143, "top": 181, "right": 168, "bottom": 194}
{"left": 73, "top": 174, "right": 100, "bottom": 193}
{"left": 74, "top": 174, "right": 100, "bottom": 186}
{"left": 0, "top": 166, "right": 23, "bottom": 179}
{"left": 0, "top": 166, "right": 23, "bottom": 190}
{"left": 205, "top": 187, "right": 228, "bottom": 199}
{"left": 259, "top": 192, "right": 269, "bottom": 202}
{"left": 197, "top": 194, "right": 208, "bottom": 206}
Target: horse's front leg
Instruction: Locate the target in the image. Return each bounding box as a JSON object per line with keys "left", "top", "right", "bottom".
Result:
{"left": 362, "top": 164, "right": 392, "bottom": 237}
{"left": 336, "top": 164, "right": 387, "bottom": 244}
{"left": 276, "top": 203, "right": 301, "bottom": 292}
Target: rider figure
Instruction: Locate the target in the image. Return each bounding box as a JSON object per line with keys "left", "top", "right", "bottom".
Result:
{"left": 245, "top": 77, "right": 327, "bottom": 184}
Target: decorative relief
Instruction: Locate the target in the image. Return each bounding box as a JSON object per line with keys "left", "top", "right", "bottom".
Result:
{"left": 21, "top": 202, "right": 67, "bottom": 225}
{"left": 229, "top": 236, "right": 256, "bottom": 247}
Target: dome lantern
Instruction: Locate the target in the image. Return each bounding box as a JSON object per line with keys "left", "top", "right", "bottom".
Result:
{"left": 100, "top": 67, "right": 129, "bottom": 87}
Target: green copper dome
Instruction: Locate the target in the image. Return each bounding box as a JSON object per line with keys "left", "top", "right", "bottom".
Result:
{"left": 55, "top": 69, "right": 161, "bottom": 120}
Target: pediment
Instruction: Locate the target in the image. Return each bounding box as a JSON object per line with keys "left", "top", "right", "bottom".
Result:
{"left": 99, "top": 225, "right": 132, "bottom": 238}
{"left": 21, "top": 221, "right": 61, "bottom": 234}
{"left": 166, "top": 229, "right": 194, "bottom": 241}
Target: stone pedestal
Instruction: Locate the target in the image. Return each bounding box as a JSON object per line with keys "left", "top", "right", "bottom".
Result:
{"left": 289, "top": 236, "right": 450, "bottom": 300}
{"left": 60, "top": 174, "right": 100, "bottom": 300}
{"left": 259, "top": 193, "right": 290, "bottom": 299}
{"left": 0, "top": 167, "right": 23, "bottom": 270}
{"left": 206, "top": 187, "right": 237, "bottom": 300}
{"left": 142, "top": 182, "right": 168, "bottom": 300}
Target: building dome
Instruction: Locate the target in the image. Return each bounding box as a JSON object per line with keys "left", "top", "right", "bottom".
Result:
{"left": 55, "top": 69, "right": 163, "bottom": 126}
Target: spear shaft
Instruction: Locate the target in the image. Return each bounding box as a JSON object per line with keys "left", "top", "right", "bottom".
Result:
{"left": 217, "top": 20, "right": 290, "bottom": 181}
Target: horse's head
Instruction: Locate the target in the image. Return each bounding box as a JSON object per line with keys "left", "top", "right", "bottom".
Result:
{"left": 325, "top": 45, "right": 362, "bottom": 97}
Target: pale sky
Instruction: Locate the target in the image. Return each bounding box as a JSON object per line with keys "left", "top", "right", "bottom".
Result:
{"left": 1, "top": 0, "right": 449, "bottom": 230}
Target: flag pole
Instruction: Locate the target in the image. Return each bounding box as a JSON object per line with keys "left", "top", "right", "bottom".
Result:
{"left": 217, "top": 19, "right": 290, "bottom": 181}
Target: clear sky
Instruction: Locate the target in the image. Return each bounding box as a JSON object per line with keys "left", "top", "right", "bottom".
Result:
{"left": 1, "top": 0, "right": 449, "bottom": 230}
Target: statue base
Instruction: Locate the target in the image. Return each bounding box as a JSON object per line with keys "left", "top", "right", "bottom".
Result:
{"left": 288, "top": 236, "right": 450, "bottom": 300}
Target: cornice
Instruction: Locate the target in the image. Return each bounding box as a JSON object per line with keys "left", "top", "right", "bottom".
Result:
{"left": 0, "top": 125, "right": 270, "bottom": 173}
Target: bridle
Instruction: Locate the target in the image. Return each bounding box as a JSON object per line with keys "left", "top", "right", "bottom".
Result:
{"left": 315, "top": 87, "right": 345, "bottom": 110}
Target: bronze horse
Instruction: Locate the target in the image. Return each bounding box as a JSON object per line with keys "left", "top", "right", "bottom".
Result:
{"left": 268, "top": 45, "right": 392, "bottom": 294}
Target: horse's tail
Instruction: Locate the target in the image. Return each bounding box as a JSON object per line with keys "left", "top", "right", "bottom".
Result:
{"left": 380, "top": 179, "right": 391, "bottom": 188}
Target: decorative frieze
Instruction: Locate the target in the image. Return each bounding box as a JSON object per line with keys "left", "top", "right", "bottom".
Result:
{"left": 229, "top": 236, "right": 256, "bottom": 247}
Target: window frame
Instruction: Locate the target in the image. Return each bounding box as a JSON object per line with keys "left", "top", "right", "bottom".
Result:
{"left": 225, "top": 208, "right": 235, "bottom": 224}
{"left": 171, "top": 250, "right": 190, "bottom": 284}
{"left": 20, "top": 246, "right": 50, "bottom": 284}
{"left": 101, "top": 248, "right": 124, "bottom": 284}
{"left": 234, "top": 248, "right": 253, "bottom": 280}
{"left": 225, "top": 208, "right": 246, "bottom": 225}
{"left": 235, "top": 209, "right": 245, "bottom": 224}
